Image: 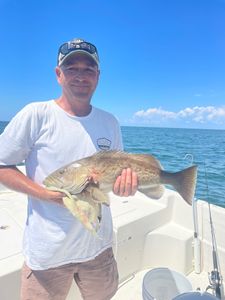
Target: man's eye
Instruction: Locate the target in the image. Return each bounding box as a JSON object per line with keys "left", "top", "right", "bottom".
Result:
{"left": 85, "top": 68, "right": 96, "bottom": 75}
{"left": 64, "top": 67, "right": 97, "bottom": 76}
{"left": 68, "top": 68, "right": 77, "bottom": 73}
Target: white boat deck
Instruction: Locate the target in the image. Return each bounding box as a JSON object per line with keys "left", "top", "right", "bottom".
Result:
{"left": 0, "top": 180, "right": 225, "bottom": 300}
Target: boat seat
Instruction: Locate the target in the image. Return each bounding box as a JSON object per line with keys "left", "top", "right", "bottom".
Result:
{"left": 141, "top": 191, "right": 194, "bottom": 275}
{"left": 111, "top": 191, "right": 170, "bottom": 281}
{"left": 142, "top": 222, "right": 193, "bottom": 275}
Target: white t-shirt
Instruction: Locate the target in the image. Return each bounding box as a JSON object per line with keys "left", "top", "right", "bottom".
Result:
{"left": 0, "top": 100, "right": 123, "bottom": 270}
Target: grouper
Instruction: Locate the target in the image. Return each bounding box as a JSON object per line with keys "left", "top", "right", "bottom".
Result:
{"left": 43, "top": 151, "right": 197, "bottom": 235}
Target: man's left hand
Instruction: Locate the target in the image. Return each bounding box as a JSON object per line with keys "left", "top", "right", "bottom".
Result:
{"left": 113, "top": 168, "right": 138, "bottom": 197}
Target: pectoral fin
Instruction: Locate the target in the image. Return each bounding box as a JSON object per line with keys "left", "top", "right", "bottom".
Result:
{"left": 85, "top": 185, "right": 110, "bottom": 206}
{"left": 63, "top": 195, "right": 99, "bottom": 236}
{"left": 46, "top": 186, "right": 100, "bottom": 236}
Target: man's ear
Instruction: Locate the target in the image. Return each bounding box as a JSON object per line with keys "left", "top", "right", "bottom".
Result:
{"left": 97, "top": 69, "right": 100, "bottom": 82}
{"left": 55, "top": 66, "right": 63, "bottom": 83}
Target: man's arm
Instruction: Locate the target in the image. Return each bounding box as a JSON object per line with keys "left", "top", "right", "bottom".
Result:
{"left": 0, "top": 166, "right": 65, "bottom": 204}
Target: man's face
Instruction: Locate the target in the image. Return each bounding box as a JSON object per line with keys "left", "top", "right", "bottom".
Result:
{"left": 56, "top": 53, "right": 100, "bottom": 102}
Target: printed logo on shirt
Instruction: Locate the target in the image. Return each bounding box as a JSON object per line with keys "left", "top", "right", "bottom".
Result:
{"left": 97, "top": 138, "right": 111, "bottom": 150}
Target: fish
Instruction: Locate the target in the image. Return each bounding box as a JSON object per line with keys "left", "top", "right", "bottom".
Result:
{"left": 43, "top": 151, "right": 197, "bottom": 235}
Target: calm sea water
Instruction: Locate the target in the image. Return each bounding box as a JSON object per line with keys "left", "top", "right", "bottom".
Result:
{"left": 121, "top": 126, "right": 225, "bottom": 208}
{"left": 1, "top": 121, "right": 225, "bottom": 208}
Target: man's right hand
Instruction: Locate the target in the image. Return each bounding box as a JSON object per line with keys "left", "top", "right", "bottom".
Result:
{"left": 39, "top": 188, "right": 66, "bottom": 205}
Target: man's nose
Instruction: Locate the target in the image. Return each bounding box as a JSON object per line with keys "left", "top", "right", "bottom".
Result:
{"left": 75, "top": 69, "right": 86, "bottom": 78}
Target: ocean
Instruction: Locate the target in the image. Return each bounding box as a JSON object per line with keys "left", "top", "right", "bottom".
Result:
{"left": 1, "top": 121, "right": 225, "bottom": 208}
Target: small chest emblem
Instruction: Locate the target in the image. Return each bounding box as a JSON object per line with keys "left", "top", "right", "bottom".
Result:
{"left": 97, "top": 138, "right": 111, "bottom": 150}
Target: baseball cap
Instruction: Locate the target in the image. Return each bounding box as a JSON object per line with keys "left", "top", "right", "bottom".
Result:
{"left": 57, "top": 38, "right": 99, "bottom": 68}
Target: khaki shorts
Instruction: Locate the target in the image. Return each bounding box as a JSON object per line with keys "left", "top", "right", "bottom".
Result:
{"left": 20, "top": 248, "right": 118, "bottom": 300}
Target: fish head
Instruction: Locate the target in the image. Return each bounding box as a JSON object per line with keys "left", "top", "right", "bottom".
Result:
{"left": 43, "top": 163, "right": 90, "bottom": 194}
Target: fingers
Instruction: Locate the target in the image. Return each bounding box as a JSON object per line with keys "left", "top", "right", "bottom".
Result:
{"left": 43, "top": 190, "right": 65, "bottom": 205}
{"left": 130, "top": 170, "right": 138, "bottom": 195}
{"left": 113, "top": 168, "right": 138, "bottom": 197}
{"left": 52, "top": 191, "right": 66, "bottom": 205}
{"left": 119, "top": 169, "right": 128, "bottom": 196}
{"left": 113, "top": 175, "right": 122, "bottom": 195}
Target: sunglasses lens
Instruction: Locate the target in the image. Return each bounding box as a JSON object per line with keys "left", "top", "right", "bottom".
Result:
{"left": 60, "top": 43, "right": 69, "bottom": 55}
{"left": 79, "top": 42, "right": 96, "bottom": 54}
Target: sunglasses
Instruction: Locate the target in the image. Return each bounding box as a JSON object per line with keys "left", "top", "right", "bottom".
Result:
{"left": 58, "top": 41, "right": 98, "bottom": 56}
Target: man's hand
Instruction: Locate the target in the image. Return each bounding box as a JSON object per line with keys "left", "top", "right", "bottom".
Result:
{"left": 41, "top": 189, "right": 66, "bottom": 205}
{"left": 113, "top": 168, "right": 138, "bottom": 197}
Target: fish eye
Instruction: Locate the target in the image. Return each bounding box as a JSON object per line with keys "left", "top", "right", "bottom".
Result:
{"left": 59, "top": 170, "right": 65, "bottom": 175}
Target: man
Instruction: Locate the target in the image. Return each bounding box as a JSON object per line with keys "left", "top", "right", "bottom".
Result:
{"left": 0, "top": 38, "right": 137, "bottom": 300}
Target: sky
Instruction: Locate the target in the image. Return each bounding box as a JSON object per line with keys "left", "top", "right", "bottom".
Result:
{"left": 0, "top": 0, "right": 225, "bottom": 129}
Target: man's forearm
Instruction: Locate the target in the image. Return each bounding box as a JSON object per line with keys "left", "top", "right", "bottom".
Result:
{"left": 0, "top": 166, "right": 64, "bottom": 203}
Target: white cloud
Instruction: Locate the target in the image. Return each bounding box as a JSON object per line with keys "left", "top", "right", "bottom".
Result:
{"left": 132, "top": 106, "right": 225, "bottom": 128}
{"left": 135, "top": 107, "right": 176, "bottom": 119}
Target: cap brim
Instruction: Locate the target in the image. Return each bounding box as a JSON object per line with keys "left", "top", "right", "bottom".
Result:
{"left": 58, "top": 50, "right": 99, "bottom": 67}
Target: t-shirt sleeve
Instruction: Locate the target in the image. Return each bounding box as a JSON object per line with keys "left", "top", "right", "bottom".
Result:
{"left": 0, "top": 104, "right": 37, "bottom": 165}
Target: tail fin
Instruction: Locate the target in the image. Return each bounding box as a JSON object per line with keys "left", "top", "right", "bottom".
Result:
{"left": 161, "top": 165, "right": 198, "bottom": 205}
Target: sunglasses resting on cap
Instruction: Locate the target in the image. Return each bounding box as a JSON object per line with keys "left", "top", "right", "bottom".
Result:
{"left": 57, "top": 38, "right": 99, "bottom": 67}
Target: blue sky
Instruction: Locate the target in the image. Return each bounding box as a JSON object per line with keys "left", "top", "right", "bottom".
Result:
{"left": 0, "top": 0, "right": 225, "bottom": 129}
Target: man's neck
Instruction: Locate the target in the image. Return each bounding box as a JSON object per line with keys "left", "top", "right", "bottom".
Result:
{"left": 55, "top": 95, "right": 92, "bottom": 117}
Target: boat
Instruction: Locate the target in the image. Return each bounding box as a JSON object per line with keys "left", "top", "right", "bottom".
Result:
{"left": 0, "top": 166, "right": 224, "bottom": 300}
